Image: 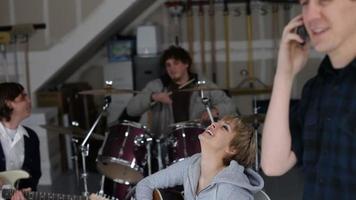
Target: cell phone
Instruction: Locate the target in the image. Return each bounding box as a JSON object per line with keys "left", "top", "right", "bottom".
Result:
{"left": 296, "top": 25, "right": 309, "bottom": 45}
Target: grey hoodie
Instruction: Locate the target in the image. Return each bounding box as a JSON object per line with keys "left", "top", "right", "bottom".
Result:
{"left": 126, "top": 77, "right": 236, "bottom": 138}
{"left": 135, "top": 154, "right": 264, "bottom": 200}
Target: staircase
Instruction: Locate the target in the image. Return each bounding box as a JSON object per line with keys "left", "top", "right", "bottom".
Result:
{"left": 0, "top": 0, "right": 161, "bottom": 93}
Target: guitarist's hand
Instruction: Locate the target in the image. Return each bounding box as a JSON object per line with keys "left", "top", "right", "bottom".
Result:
{"left": 11, "top": 188, "right": 31, "bottom": 200}
{"left": 11, "top": 191, "right": 26, "bottom": 200}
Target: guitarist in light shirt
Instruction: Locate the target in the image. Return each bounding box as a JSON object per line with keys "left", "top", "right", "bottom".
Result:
{"left": 0, "top": 82, "right": 41, "bottom": 200}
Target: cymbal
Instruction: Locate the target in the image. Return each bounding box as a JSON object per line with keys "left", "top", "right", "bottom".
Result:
{"left": 229, "top": 87, "right": 272, "bottom": 95}
{"left": 79, "top": 88, "right": 140, "bottom": 96}
{"left": 40, "top": 125, "right": 104, "bottom": 140}
{"left": 178, "top": 85, "right": 226, "bottom": 92}
{"left": 178, "top": 85, "right": 272, "bottom": 95}
{"left": 241, "top": 114, "right": 266, "bottom": 124}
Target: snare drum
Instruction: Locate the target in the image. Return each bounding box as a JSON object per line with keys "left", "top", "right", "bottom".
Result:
{"left": 166, "top": 121, "right": 205, "bottom": 164}
{"left": 97, "top": 120, "right": 152, "bottom": 184}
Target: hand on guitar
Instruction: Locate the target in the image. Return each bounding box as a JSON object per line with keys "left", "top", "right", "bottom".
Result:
{"left": 10, "top": 188, "right": 31, "bottom": 200}
{"left": 11, "top": 190, "right": 28, "bottom": 200}
{"left": 0, "top": 170, "right": 31, "bottom": 200}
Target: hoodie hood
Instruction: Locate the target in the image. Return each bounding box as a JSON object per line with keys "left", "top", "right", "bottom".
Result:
{"left": 212, "top": 160, "right": 264, "bottom": 193}
{"left": 187, "top": 154, "right": 264, "bottom": 196}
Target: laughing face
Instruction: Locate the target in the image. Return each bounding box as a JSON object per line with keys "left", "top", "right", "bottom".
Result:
{"left": 301, "top": 0, "right": 356, "bottom": 56}
{"left": 199, "top": 119, "right": 237, "bottom": 155}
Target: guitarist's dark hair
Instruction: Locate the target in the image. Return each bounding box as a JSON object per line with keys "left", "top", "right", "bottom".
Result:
{"left": 0, "top": 82, "right": 25, "bottom": 122}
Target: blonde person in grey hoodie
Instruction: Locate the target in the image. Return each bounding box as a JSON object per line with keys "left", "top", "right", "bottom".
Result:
{"left": 135, "top": 115, "right": 264, "bottom": 199}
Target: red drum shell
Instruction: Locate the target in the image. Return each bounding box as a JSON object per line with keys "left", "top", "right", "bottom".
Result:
{"left": 167, "top": 122, "right": 205, "bottom": 164}
{"left": 96, "top": 121, "right": 151, "bottom": 184}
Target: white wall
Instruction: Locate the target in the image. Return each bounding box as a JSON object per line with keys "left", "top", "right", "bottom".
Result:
{"left": 27, "top": 0, "right": 135, "bottom": 94}
{"left": 29, "top": 2, "right": 324, "bottom": 116}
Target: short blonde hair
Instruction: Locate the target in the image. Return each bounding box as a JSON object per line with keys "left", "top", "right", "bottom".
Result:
{"left": 222, "top": 115, "right": 256, "bottom": 168}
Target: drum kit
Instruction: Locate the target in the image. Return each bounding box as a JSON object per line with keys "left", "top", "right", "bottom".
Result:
{"left": 42, "top": 81, "right": 269, "bottom": 200}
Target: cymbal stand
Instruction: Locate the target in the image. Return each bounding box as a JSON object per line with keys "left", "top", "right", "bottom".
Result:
{"left": 156, "top": 138, "right": 164, "bottom": 170}
{"left": 198, "top": 81, "right": 214, "bottom": 124}
{"left": 125, "top": 185, "right": 137, "bottom": 200}
{"left": 70, "top": 138, "right": 80, "bottom": 184}
{"left": 80, "top": 96, "right": 111, "bottom": 197}
{"left": 146, "top": 138, "right": 153, "bottom": 175}
{"left": 98, "top": 175, "right": 105, "bottom": 196}
{"left": 252, "top": 96, "right": 260, "bottom": 171}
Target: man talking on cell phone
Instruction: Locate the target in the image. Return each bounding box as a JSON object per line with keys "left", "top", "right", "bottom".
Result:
{"left": 261, "top": 0, "right": 356, "bottom": 199}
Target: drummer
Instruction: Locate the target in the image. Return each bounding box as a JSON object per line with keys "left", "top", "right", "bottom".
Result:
{"left": 126, "top": 45, "right": 236, "bottom": 138}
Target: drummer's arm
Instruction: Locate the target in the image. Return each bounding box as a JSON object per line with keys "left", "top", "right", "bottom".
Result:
{"left": 135, "top": 156, "right": 190, "bottom": 200}
{"left": 127, "top": 80, "right": 161, "bottom": 116}
{"left": 208, "top": 89, "right": 236, "bottom": 117}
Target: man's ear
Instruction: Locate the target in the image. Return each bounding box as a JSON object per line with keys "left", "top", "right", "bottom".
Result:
{"left": 5, "top": 100, "right": 13, "bottom": 109}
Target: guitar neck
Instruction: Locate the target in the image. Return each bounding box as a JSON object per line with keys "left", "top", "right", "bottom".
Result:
{"left": 2, "top": 189, "right": 87, "bottom": 200}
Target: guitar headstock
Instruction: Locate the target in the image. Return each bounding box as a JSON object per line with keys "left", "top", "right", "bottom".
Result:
{"left": 0, "top": 170, "right": 29, "bottom": 187}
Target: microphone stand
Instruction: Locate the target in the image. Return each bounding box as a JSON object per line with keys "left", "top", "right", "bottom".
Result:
{"left": 80, "top": 96, "right": 111, "bottom": 197}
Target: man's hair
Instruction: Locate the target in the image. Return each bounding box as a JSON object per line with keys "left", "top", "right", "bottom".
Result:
{"left": 160, "top": 45, "right": 192, "bottom": 70}
{"left": 0, "top": 82, "right": 24, "bottom": 121}
{"left": 222, "top": 115, "right": 256, "bottom": 168}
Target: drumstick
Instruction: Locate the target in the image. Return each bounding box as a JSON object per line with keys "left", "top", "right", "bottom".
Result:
{"left": 150, "top": 78, "right": 195, "bottom": 106}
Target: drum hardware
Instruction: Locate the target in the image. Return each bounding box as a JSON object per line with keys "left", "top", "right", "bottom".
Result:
{"left": 178, "top": 84, "right": 271, "bottom": 95}
{"left": 98, "top": 175, "right": 106, "bottom": 196}
{"left": 156, "top": 138, "right": 164, "bottom": 170}
{"left": 197, "top": 80, "right": 215, "bottom": 124}
{"left": 78, "top": 88, "right": 141, "bottom": 96}
{"left": 40, "top": 124, "right": 104, "bottom": 141}
{"left": 146, "top": 138, "right": 153, "bottom": 176}
{"left": 178, "top": 85, "right": 226, "bottom": 92}
{"left": 181, "top": 131, "right": 188, "bottom": 158}
{"left": 252, "top": 96, "right": 262, "bottom": 172}
{"left": 134, "top": 134, "right": 152, "bottom": 147}
{"left": 118, "top": 128, "right": 130, "bottom": 158}
{"left": 80, "top": 95, "right": 111, "bottom": 197}
{"left": 70, "top": 138, "right": 80, "bottom": 185}
{"left": 124, "top": 185, "right": 137, "bottom": 200}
